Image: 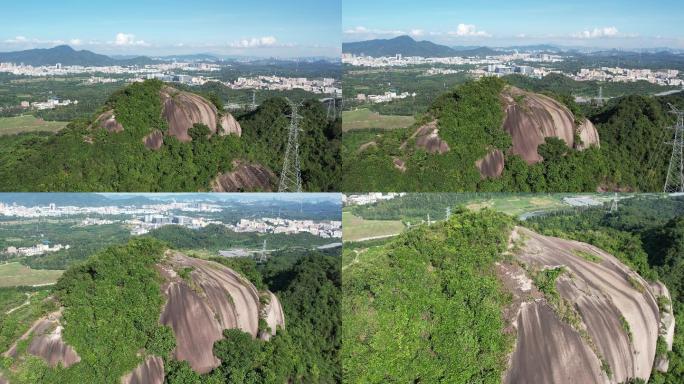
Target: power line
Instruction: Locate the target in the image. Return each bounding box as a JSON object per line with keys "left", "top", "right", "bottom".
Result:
{"left": 278, "top": 99, "right": 303, "bottom": 192}
{"left": 664, "top": 104, "right": 684, "bottom": 193}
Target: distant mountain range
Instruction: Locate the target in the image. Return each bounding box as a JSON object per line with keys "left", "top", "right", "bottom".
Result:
{"left": 343, "top": 36, "right": 466, "bottom": 58}
{"left": 0, "top": 45, "right": 340, "bottom": 66}
{"left": 343, "top": 36, "right": 684, "bottom": 58}
{"left": 0, "top": 45, "right": 156, "bottom": 66}
{"left": 342, "top": 36, "right": 503, "bottom": 57}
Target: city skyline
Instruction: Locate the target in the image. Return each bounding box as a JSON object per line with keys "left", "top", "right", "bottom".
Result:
{"left": 0, "top": 0, "right": 341, "bottom": 57}
{"left": 343, "top": 0, "right": 684, "bottom": 49}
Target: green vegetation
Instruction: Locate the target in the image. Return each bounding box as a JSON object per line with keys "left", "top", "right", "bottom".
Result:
{"left": 505, "top": 73, "right": 679, "bottom": 99}
{"left": 342, "top": 66, "right": 472, "bottom": 115}
{"left": 148, "top": 223, "right": 333, "bottom": 251}
{"left": 0, "top": 238, "right": 172, "bottom": 383}
{"left": 168, "top": 251, "right": 341, "bottom": 383}
{"left": 620, "top": 314, "right": 633, "bottom": 342}
{"left": 0, "top": 80, "right": 340, "bottom": 192}
{"left": 0, "top": 263, "right": 63, "bottom": 287}
{"left": 0, "top": 287, "right": 57, "bottom": 353}
{"left": 341, "top": 108, "right": 415, "bottom": 131}
{"left": 345, "top": 192, "right": 565, "bottom": 224}
{"left": 341, "top": 211, "right": 404, "bottom": 242}
{"left": 0, "top": 222, "right": 130, "bottom": 270}
{"left": 0, "top": 236, "right": 341, "bottom": 383}
{"left": 342, "top": 75, "right": 683, "bottom": 192}
{"left": 343, "top": 209, "right": 514, "bottom": 383}
{"left": 572, "top": 249, "right": 602, "bottom": 263}
{"left": 532, "top": 267, "right": 565, "bottom": 300}
{"left": 0, "top": 116, "right": 67, "bottom": 136}
{"left": 342, "top": 77, "right": 509, "bottom": 191}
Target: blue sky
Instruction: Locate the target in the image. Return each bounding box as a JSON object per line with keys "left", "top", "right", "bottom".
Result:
{"left": 0, "top": 0, "right": 341, "bottom": 57}
{"left": 343, "top": 0, "right": 684, "bottom": 49}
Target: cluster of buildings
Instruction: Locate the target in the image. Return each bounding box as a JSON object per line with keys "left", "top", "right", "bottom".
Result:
{"left": 425, "top": 68, "right": 462, "bottom": 76}
{"left": 341, "top": 52, "right": 563, "bottom": 68}
{"left": 127, "top": 214, "right": 217, "bottom": 236}
{"left": 356, "top": 91, "right": 416, "bottom": 103}
{"left": 4, "top": 242, "right": 69, "bottom": 257}
{"left": 572, "top": 67, "right": 683, "bottom": 86}
{"left": 230, "top": 217, "right": 342, "bottom": 238}
{"left": 77, "top": 218, "right": 116, "bottom": 226}
{"left": 471, "top": 64, "right": 552, "bottom": 79}
{"left": 224, "top": 75, "right": 340, "bottom": 95}
{"left": 0, "top": 201, "right": 221, "bottom": 219}
{"left": 0, "top": 61, "right": 219, "bottom": 78}
{"left": 21, "top": 97, "right": 77, "bottom": 110}
{"left": 343, "top": 193, "right": 405, "bottom": 206}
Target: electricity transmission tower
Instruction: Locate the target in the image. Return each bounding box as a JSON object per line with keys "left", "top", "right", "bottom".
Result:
{"left": 249, "top": 90, "right": 257, "bottom": 111}
{"left": 596, "top": 86, "right": 604, "bottom": 106}
{"left": 326, "top": 94, "right": 337, "bottom": 120}
{"left": 664, "top": 104, "right": 684, "bottom": 193}
{"left": 257, "top": 240, "right": 268, "bottom": 263}
{"left": 610, "top": 193, "right": 618, "bottom": 213}
{"left": 427, "top": 213, "right": 432, "bottom": 226}
{"left": 445, "top": 206, "right": 451, "bottom": 221}
{"left": 278, "top": 100, "right": 303, "bottom": 192}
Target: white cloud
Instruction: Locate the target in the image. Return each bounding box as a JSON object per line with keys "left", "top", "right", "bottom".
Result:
{"left": 113, "top": 33, "right": 148, "bottom": 46}
{"left": 343, "top": 26, "right": 406, "bottom": 36}
{"left": 3, "top": 36, "right": 67, "bottom": 45}
{"left": 230, "top": 36, "right": 278, "bottom": 48}
{"left": 572, "top": 26, "right": 619, "bottom": 39}
{"left": 4, "top": 36, "right": 27, "bottom": 43}
{"left": 69, "top": 39, "right": 82, "bottom": 46}
{"left": 410, "top": 29, "right": 425, "bottom": 37}
{"left": 450, "top": 23, "right": 491, "bottom": 37}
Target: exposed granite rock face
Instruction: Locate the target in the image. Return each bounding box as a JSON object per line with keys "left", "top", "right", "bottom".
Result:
{"left": 156, "top": 251, "right": 284, "bottom": 374}
{"left": 393, "top": 157, "right": 407, "bottom": 172}
{"left": 474, "top": 86, "right": 601, "bottom": 178}
{"left": 502, "top": 226, "right": 669, "bottom": 384}
{"left": 3, "top": 310, "right": 80, "bottom": 368}
{"left": 159, "top": 86, "right": 241, "bottom": 142}
{"left": 259, "top": 292, "right": 285, "bottom": 341}
{"left": 501, "top": 86, "right": 577, "bottom": 164}
{"left": 211, "top": 161, "right": 276, "bottom": 192}
{"left": 121, "top": 356, "right": 164, "bottom": 384}
{"left": 219, "top": 113, "right": 242, "bottom": 137}
{"left": 401, "top": 120, "right": 450, "bottom": 154}
{"left": 577, "top": 118, "right": 600, "bottom": 150}
{"left": 143, "top": 130, "right": 163, "bottom": 150}
{"left": 92, "top": 110, "right": 124, "bottom": 133}
{"left": 475, "top": 149, "right": 504, "bottom": 179}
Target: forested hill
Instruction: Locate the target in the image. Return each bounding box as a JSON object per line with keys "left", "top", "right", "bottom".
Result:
{"left": 0, "top": 237, "right": 341, "bottom": 383}
{"left": 341, "top": 76, "right": 683, "bottom": 192}
{"left": 343, "top": 35, "right": 458, "bottom": 57}
{"left": 0, "top": 45, "right": 154, "bottom": 66}
{"left": 0, "top": 80, "right": 340, "bottom": 192}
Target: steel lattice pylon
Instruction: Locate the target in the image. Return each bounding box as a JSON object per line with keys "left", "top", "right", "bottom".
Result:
{"left": 664, "top": 104, "right": 684, "bottom": 193}
{"left": 278, "top": 100, "right": 303, "bottom": 192}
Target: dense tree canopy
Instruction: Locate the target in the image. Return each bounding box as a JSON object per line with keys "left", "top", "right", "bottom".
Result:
{"left": 343, "top": 209, "right": 514, "bottom": 383}
{"left": 341, "top": 77, "right": 683, "bottom": 192}
{"left": 0, "top": 80, "right": 340, "bottom": 191}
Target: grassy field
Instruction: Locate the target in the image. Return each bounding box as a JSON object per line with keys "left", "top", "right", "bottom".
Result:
{"left": 0, "top": 262, "right": 63, "bottom": 287}
{"left": 342, "top": 108, "right": 415, "bottom": 132}
{"left": 465, "top": 195, "right": 567, "bottom": 216}
{"left": 343, "top": 211, "right": 405, "bottom": 242}
{"left": 0, "top": 115, "right": 68, "bottom": 136}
